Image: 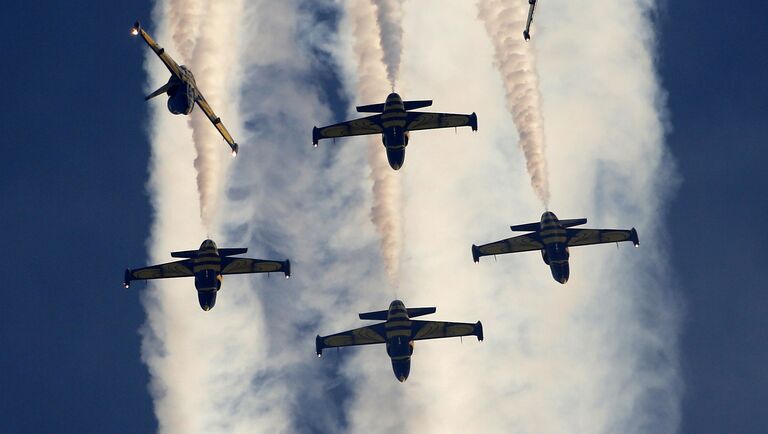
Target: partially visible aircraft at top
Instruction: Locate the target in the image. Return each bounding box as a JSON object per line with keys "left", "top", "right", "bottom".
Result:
{"left": 131, "top": 21, "right": 240, "bottom": 156}
{"left": 524, "top": 0, "right": 538, "bottom": 41}
{"left": 472, "top": 212, "right": 639, "bottom": 284}
{"left": 313, "top": 92, "right": 478, "bottom": 170}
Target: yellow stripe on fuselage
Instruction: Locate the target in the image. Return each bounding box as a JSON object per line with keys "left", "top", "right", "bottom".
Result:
{"left": 386, "top": 320, "right": 411, "bottom": 328}
{"left": 386, "top": 329, "right": 411, "bottom": 338}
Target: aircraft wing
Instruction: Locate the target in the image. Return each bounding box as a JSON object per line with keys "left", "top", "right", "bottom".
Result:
{"left": 195, "top": 94, "right": 239, "bottom": 154}
{"left": 220, "top": 257, "right": 290, "bottom": 277}
{"left": 312, "top": 115, "right": 383, "bottom": 145}
{"left": 124, "top": 259, "right": 194, "bottom": 287}
{"left": 472, "top": 232, "right": 543, "bottom": 261}
{"left": 524, "top": 0, "right": 537, "bottom": 41}
{"left": 411, "top": 320, "right": 483, "bottom": 342}
{"left": 316, "top": 322, "right": 387, "bottom": 355}
{"left": 134, "top": 24, "right": 183, "bottom": 78}
{"left": 566, "top": 228, "right": 639, "bottom": 247}
{"left": 404, "top": 111, "right": 478, "bottom": 132}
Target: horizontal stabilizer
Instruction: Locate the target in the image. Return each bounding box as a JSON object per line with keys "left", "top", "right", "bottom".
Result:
{"left": 510, "top": 222, "right": 540, "bottom": 232}
{"left": 359, "top": 309, "right": 389, "bottom": 321}
{"left": 356, "top": 103, "right": 386, "bottom": 113}
{"left": 170, "top": 250, "right": 197, "bottom": 258}
{"left": 145, "top": 81, "right": 173, "bottom": 101}
{"left": 402, "top": 100, "right": 433, "bottom": 111}
{"left": 406, "top": 307, "right": 436, "bottom": 318}
{"left": 560, "top": 218, "right": 587, "bottom": 228}
{"left": 218, "top": 247, "right": 248, "bottom": 257}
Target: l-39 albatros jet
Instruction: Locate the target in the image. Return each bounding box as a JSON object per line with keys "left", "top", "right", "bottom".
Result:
{"left": 316, "top": 300, "right": 483, "bottom": 382}
{"left": 131, "top": 21, "right": 240, "bottom": 156}
{"left": 523, "top": 0, "right": 538, "bottom": 41}
{"left": 312, "top": 92, "right": 478, "bottom": 170}
{"left": 472, "top": 212, "right": 639, "bottom": 284}
{"left": 124, "top": 239, "right": 290, "bottom": 311}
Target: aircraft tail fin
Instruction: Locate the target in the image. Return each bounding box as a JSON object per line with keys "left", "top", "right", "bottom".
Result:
{"left": 510, "top": 222, "right": 540, "bottom": 232}
{"left": 356, "top": 103, "right": 386, "bottom": 113}
{"left": 359, "top": 309, "right": 389, "bottom": 320}
{"left": 560, "top": 218, "right": 587, "bottom": 228}
{"left": 218, "top": 248, "right": 248, "bottom": 257}
{"left": 402, "top": 100, "right": 433, "bottom": 111}
{"left": 145, "top": 81, "right": 174, "bottom": 101}
{"left": 170, "top": 250, "right": 198, "bottom": 258}
{"left": 406, "top": 307, "right": 436, "bottom": 318}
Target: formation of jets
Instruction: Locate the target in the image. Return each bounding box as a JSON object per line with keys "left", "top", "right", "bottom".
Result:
{"left": 125, "top": 4, "right": 641, "bottom": 382}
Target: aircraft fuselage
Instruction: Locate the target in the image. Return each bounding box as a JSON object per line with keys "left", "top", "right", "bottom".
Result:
{"left": 384, "top": 300, "right": 415, "bottom": 382}
{"left": 380, "top": 93, "right": 410, "bottom": 170}
{"left": 165, "top": 66, "right": 197, "bottom": 115}
{"left": 193, "top": 239, "right": 223, "bottom": 310}
{"left": 538, "top": 212, "right": 571, "bottom": 284}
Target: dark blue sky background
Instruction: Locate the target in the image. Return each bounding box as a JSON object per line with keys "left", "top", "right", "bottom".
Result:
{"left": 0, "top": 1, "right": 765, "bottom": 433}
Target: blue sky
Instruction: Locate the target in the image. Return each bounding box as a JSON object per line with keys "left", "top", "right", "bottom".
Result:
{"left": 0, "top": 1, "right": 766, "bottom": 433}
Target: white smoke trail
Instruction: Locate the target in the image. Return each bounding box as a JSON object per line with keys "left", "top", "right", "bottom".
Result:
{"left": 478, "top": 0, "right": 550, "bottom": 207}
{"left": 167, "top": 0, "right": 203, "bottom": 62}
{"left": 349, "top": 0, "right": 404, "bottom": 289}
{"left": 372, "top": 0, "right": 405, "bottom": 88}
{"left": 163, "top": 0, "right": 237, "bottom": 228}
{"left": 346, "top": 0, "right": 680, "bottom": 433}
{"left": 139, "top": 1, "right": 265, "bottom": 432}
{"left": 142, "top": 0, "right": 389, "bottom": 432}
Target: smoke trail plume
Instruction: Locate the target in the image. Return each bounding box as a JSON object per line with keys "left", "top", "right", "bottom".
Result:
{"left": 142, "top": 1, "right": 382, "bottom": 432}
{"left": 167, "top": 0, "right": 203, "bottom": 62}
{"left": 372, "top": 0, "right": 405, "bottom": 88}
{"left": 361, "top": 1, "right": 679, "bottom": 433}
{"left": 478, "top": 0, "right": 550, "bottom": 206}
{"left": 349, "top": 0, "right": 404, "bottom": 288}
{"left": 165, "top": 0, "right": 237, "bottom": 228}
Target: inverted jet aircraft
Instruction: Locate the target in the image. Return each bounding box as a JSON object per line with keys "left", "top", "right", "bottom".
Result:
{"left": 472, "top": 212, "right": 639, "bottom": 284}
{"left": 523, "top": 0, "right": 538, "bottom": 41}
{"left": 312, "top": 92, "right": 478, "bottom": 170}
{"left": 316, "top": 300, "right": 483, "bottom": 382}
{"left": 124, "top": 239, "right": 290, "bottom": 311}
{"left": 131, "top": 21, "right": 240, "bottom": 156}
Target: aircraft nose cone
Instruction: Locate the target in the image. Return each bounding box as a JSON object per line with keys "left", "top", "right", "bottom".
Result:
{"left": 203, "top": 305, "right": 212, "bottom": 311}
{"left": 398, "top": 375, "right": 407, "bottom": 383}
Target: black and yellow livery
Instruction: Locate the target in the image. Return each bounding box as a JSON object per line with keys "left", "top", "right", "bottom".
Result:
{"left": 131, "top": 21, "right": 240, "bottom": 156}
{"left": 124, "top": 239, "right": 290, "bottom": 311}
{"left": 472, "top": 212, "right": 639, "bottom": 284}
{"left": 523, "top": 0, "right": 538, "bottom": 41}
{"left": 316, "top": 300, "right": 483, "bottom": 382}
{"left": 312, "top": 93, "right": 478, "bottom": 170}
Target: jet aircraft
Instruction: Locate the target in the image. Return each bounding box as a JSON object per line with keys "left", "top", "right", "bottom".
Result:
{"left": 472, "top": 212, "right": 639, "bottom": 284}
{"left": 312, "top": 93, "right": 478, "bottom": 170}
{"left": 124, "top": 239, "right": 290, "bottom": 311}
{"left": 131, "top": 21, "right": 240, "bottom": 156}
{"left": 316, "top": 300, "right": 483, "bottom": 382}
{"left": 523, "top": 0, "right": 538, "bottom": 41}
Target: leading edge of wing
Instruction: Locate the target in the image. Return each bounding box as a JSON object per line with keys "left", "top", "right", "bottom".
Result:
{"left": 312, "top": 115, "right": 383, "bottom": 145}
{"left": 124, "top": 259, "right": 194, "bottom": 288}
{"left": 410, "top": 320, "right": 484, "bottom": 342}
{"left": 472, "top": 232, "right": 543, "bottom": 262}
{"left": 315, "top": 323, "right": 387, "bottom": 356}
